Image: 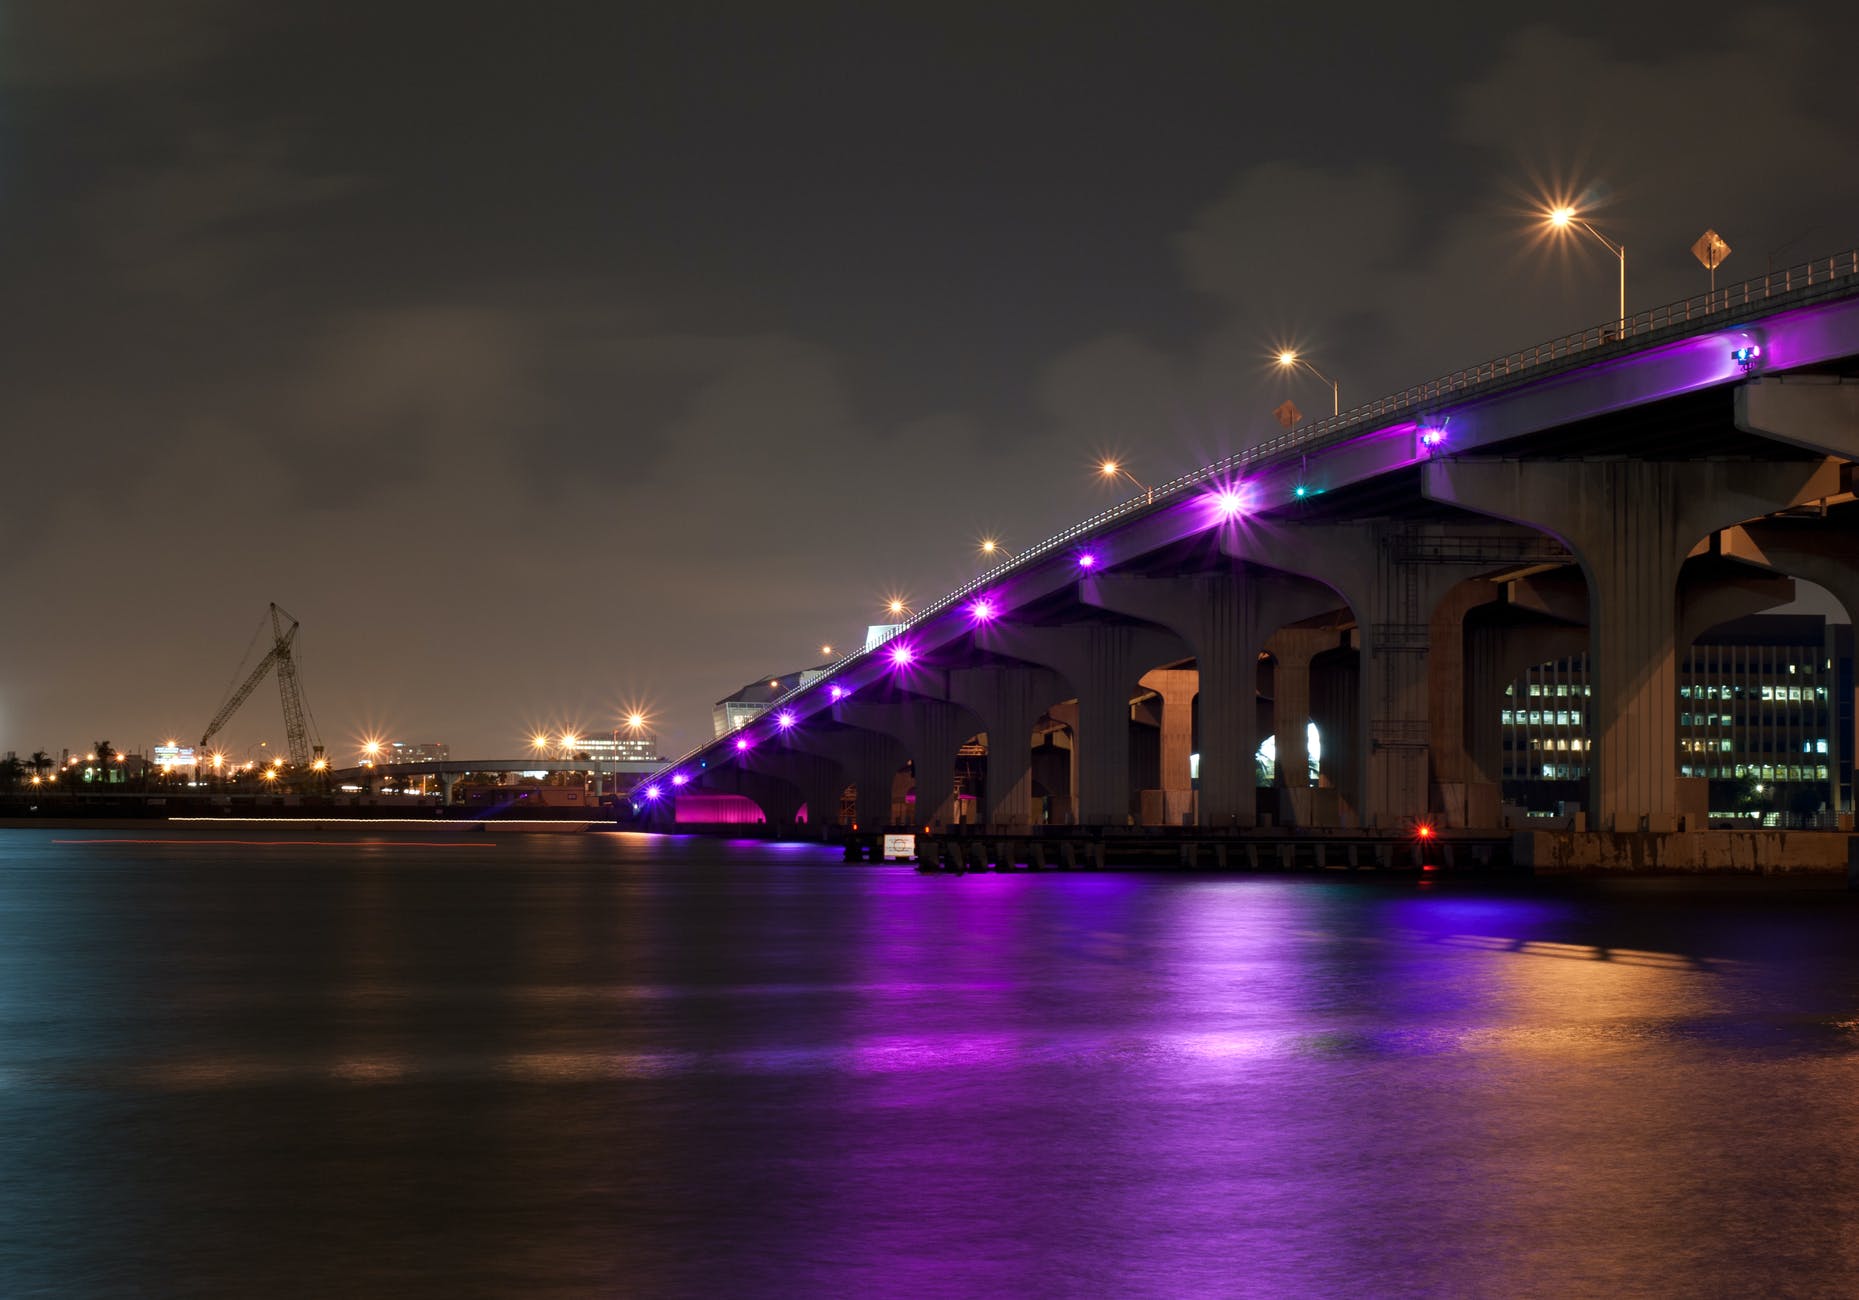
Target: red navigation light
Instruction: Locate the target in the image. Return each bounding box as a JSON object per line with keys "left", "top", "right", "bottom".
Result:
{"left": 1415, "top": 824, "right": 1436, "bottom": 840}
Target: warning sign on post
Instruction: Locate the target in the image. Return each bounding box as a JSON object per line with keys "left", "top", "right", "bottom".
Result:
{"left": 882, "top": 834, "right": 916, "bottom": 861}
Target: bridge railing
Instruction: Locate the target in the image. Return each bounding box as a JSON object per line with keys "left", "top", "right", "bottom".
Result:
{"left": 646, "top": 247, "right": 1859, "bottom": 785}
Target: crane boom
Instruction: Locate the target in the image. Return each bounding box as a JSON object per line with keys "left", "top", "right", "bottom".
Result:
{"left": 199, "top": 604, "right": 319, "bottom": 764}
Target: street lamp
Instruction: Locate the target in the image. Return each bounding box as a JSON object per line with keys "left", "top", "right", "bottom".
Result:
{"left": 1545, "top": 205, "right": 1625, "bottom": 337}
{"left": 978, "top": 537, "right": 1015, "bottom": 562}
{"left": 1098, "top": 460, "right": 1153, "bottom": 505}
{"left": 1275, "top": 350, "right": 1339, "bottom": 417}
{"left": 885, "top": 596, "right": 911, "bottom": 620}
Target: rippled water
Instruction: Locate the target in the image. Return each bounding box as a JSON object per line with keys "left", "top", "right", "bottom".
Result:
{"left": 1, "top": 829, "right": 1856, "bottom": 1297}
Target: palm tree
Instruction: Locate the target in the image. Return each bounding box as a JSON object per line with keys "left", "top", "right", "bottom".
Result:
{"left": 28, "top": 751, "right": 51, "bottom": 783}
{"left": 92, "top": 741, "right": 115, "bottom": 785}
{"left": 0, "top": 756, "right": 24, "bottom": 789}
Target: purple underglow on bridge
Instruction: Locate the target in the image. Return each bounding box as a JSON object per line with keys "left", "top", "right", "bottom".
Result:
{"left": 735, "top": 736, "right": 751, "bottom": 752}
{"left": 633, "top": 268, "right": 1859, "bottom": 797}
{"left": 1202, "top": 484, "right": 1249, "bottom": 523}
{"left": 775, "top": 710, "right": 797, "bottom": 730}
{"left": 671, "top": 773, "right": 688, "bottom": 786}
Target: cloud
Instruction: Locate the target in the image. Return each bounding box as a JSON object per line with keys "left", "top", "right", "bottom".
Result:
{"left": 83, "top": 125, "right": 361, "bottom": 293}
{"left": 0, "top": 0, "right": 260, "bottom": 87}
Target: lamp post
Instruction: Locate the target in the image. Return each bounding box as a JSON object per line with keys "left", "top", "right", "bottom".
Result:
{"left": 1547, "top": 206, "right": 1625, "bottom": 338}
{"left": 1098, "top": 460, "right": 1153, "bottom": 505}
{"left": 978, "top": 537, "right": 1015, "bottom": 563}
{"left": 1275, "top": 350, "right": 1339, "bottom": 417}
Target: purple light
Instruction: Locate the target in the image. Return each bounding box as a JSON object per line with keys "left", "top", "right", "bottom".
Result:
{"left": 828, "top": 684, "right": 845, "bottom": 701}
{"left": 670, "top": 772, "right": 688, "bottom": 786}
{"left": 970, "top": 597, "right": 996, "bottom": 622}
{"left": 643, "top": 784, "right": 661, "bottom": 800}
{"left": 1077, "top": 551, "right": 1098, "bottom": 569}
{"left": 1419, "top": 427, "right": 1447, "bottom": 447}
{"left": 889, "top": 643, "right": 914, "bottom": 667}
{"left": 734, "top": 736, "right": 751, "bottom": 752}
{"left": 1203, "top": 484, "right": 1247, "bottom": 521}
{"left": 775, "top": 709, "right": 796, "bottom": 729}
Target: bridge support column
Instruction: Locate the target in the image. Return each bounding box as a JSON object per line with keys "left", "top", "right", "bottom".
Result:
{"left": 836, "top": 698, "right": 980, "bottom": 831}
{"left": 979, "top": 622, "right": 1189, "bottom": 828}
{"left": 1138, "top": 668, "right": 1197, "bottom": 826}
{"left": 1427, "top": 580, "right": 1501, "bottom": 826}
{"left": 947, "top": 665, "right": 1067, "bottom": 830}
{"left": 764, "top": 750, "right": 851, "bottom": 836}
{"left": 1081, "top": 572, "right": 1334, "bottom": 828}
{"left": 1267, "top": 626, "right": 1343, "bottom": 826}
{"left": 1425, "top": 457, "right": 1842, "bottom": 831}
{"left": 826, "top": 730, "right": 909, "bottom": 830}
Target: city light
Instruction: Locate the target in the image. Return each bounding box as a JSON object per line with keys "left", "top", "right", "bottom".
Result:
{"left": 1419, "top": 427, "right": 1447, "bottom": 448}
{"left": 531, "top": 732, "right": 550, "bottom": 754}
{"left": 775, "top": 710, "right": 797, "bottom": 730}
{"left": 889, "top": 643, "right": 915, "bottom": 667}
{"left": 1541, "top": 201, "right": 1625, "bottom": 333}
{"left": 1098, "top": 460, "right": 1154, "bottom": 504}
{"left": 828, "top": 684, "right": 846, "bottom": 701}
{"left": 735, "top": 736, "right": 751, "bottom": 752}
{"left": 625, "top": 712, "right": 648, "bottom": 732}
{"left": 1077, "top": 551, "right": 1099, "bottom": 569}
{"left": 643, "top": 784, "right": 661, "bottom": 800}
{"left": 970, "top": 596, "right": 997, "bottom": 622}
{"left": 312, "top": 758, "right": 328, "bottom": 771}
{"left": 671, "top": 772, "right": 688, "bottom": 786}
{"left": 885, "top": 596, "right": 910, "bottom": 618}
{"left": 820, "top": 644, "right": 834, "bottom": 656}
{"left": 1276, "top": 348, "right": 1340, "bottom": 416}
{"left": 979, "top": 537, "right": 1013, "bottom": 561}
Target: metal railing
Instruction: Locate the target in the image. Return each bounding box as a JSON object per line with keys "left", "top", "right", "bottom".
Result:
{"left": 644, "top": 247, "right": 1859, "bottom": 785}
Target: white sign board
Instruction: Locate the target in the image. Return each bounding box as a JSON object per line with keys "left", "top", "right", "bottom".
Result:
{"left": 882, "top": 834, "right": 917, "bottom": 861}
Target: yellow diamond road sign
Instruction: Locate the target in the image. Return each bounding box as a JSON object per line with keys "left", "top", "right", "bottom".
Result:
{"left": 1274, "top": 400, "right": 1303, "bottom": 429}
{"left": 1691, "top": 229, "right": 1731, "bottom": 270}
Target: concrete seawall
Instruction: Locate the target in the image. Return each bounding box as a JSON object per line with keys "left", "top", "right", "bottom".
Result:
{"left": 1515, "top": 830, "right": 1855, "bottom": 874}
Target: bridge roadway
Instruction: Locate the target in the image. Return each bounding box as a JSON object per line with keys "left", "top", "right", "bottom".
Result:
{"left": 637, "top": 251, "right": 1859, "bottom": 868}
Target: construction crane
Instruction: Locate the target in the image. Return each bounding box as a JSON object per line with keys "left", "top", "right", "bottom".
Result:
{"left": 200, "top": 603, "right": 323, "bottom": 766}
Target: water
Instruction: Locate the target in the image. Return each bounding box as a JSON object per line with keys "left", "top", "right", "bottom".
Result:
{"left": 1, "top": 829, "right": 1856, "bottom": 1297}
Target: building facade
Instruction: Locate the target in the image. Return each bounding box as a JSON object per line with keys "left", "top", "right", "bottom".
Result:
{"left": 1500, "top": 615, "right": 1854, "bottom": 823}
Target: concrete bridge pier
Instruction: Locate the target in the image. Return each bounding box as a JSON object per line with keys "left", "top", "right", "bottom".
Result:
{"left": 836, "top": 697, "right": 980, "bottom": 831}
{"left": 762, "top": 749, "right": 852, "bottom": 835}
{"left": 1267, "top": 625, "right": 1345, "bottom": 826}
{"left": 981, "top": 621, "right": 1189, "bottom": 827}
{"left": 946, "top": 664, "right": 1068, "bottom": 830}
{"left": 1137, "top": 667, "right": 1196, "bottom": 826}
{"left": 791, "top": 727, "right": 907, "bottom": 830}
{"left": 1082, "top": 571, "right": 1334, "bottom": 828}
{"left": 1426, "top": 457, "right": 1843, "bottom": 831}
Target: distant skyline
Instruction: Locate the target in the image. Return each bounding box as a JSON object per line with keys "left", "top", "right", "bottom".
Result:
{"left": 3, "top": 1, "right": 1855, "bottom": 759}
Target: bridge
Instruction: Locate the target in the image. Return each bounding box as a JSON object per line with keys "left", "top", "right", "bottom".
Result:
{"left": 637, "top": 250, "right": 1859, "bottom": 869}
{"left": 328, "top": 758, "right": 660, "bottom": 804}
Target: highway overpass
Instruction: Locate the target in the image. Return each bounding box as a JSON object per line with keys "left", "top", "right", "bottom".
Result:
{"left": 637, "top": 250, "right": 1859, "bottom": 866}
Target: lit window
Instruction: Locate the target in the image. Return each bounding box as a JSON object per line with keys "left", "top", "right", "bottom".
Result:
{"left": 1817, "top": 739, "right": 1828, "bottom": 754}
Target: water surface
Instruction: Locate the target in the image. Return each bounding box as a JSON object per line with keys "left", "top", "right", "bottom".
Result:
{"left": 2, "top": 829, "right": 1855, "bottom": 1296}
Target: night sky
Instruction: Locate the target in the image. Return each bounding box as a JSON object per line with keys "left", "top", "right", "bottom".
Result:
{"left": 3, "top": 1, "right": 1855, "bottom": 761}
